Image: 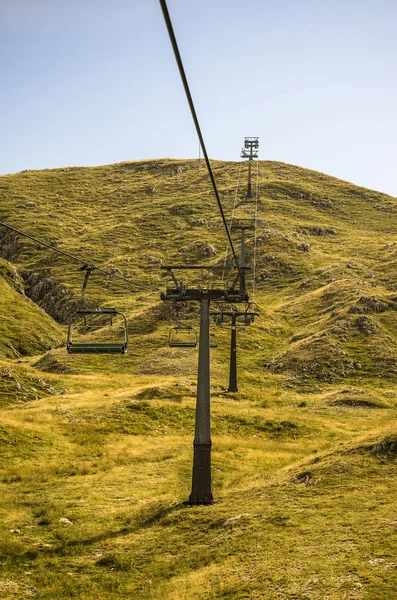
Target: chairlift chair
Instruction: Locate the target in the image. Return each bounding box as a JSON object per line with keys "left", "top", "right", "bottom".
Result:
{"left": 236, "top": 313, "right": 255, "bottom": 327}
{"left": 67, "top": 308, "right": 128, "bottom": 354}
{"left": 213, "top": 314, "right": 223, "bottom": 327}
{"left": 237, "top": 302, "right": 258, "bottom": 326}
{"left": 209, "top": 333, "right": 218, "bottom": 348}
{"left": 168, "top": 325, "right": 197, "bottom": 348}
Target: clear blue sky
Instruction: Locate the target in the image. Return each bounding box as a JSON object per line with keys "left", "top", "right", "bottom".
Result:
{"left": 1, "top": 0, "right": 396, "bottom": 196}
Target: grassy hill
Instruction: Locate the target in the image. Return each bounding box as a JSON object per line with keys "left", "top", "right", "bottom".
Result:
{"left": 0, "top": 159, "right": 397, "bottom": 599}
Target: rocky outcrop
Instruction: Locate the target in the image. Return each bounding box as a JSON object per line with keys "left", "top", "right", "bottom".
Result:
{"left": 22, "top": 270, "right": 84, "bottom": 324}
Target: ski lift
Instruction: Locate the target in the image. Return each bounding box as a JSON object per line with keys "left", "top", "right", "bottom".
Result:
{"left": 66, "top": 265, "right": 128, "bottom": 354}
{"left": 213, "top": 314, "right": 223, "bottom": 327}
{"left": 67, "top": 308, "right": 128, "bottom": 354}
{"left": 67, "top": 310, "right": 128, "bottom": 354}
{"left": 210, "top": 333, "right": 218, "bottom": 348}
{"left": 168, "top": 327, "right": 217, "bottom": 349}
{"left": 169, "top": 325, "right": 197, "bottom": 348}
{"left": 236, "top": 313, "right": 254, "bottom": 326}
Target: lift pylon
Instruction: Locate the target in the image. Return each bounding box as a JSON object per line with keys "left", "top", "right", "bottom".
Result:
{"left": 211, "top": 302, "right": 258, "bottom": 392}
{"left": 161, "top": 265, "right": 248, "bottom": 505}
{"left": 231, "top": 220, "right": 256, "bottom": 295}
{"left": 240, "top": 137, "right": 259, "bottom": 199}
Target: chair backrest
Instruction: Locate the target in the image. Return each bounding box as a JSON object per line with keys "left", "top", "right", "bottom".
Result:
{"left": 67, "top": 309, "right": 128, "bottom": 354}
{"left": 168, "top": 326, "right": 197, "bottom": 348}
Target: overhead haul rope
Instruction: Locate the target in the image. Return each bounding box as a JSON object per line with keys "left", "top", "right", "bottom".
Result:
{"left": 158, "top": 0, "right": 245, "bottom": 290}
{"left": 252, "top": 160, "right": 260, "bottom": 304}
{"left": 222, "top": 161, "right": 242, "bottom": 284}
{"left": 0, "top": 221, "right": 155, "bottom": 293}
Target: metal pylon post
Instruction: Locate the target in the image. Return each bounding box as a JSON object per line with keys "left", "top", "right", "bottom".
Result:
{"left": 189, "top": 290, "right": 213, "bottom": 505}
{"left": 228, "top": 313, "right": 238, "bottom": 392}
{"left": 161, "top": 266, "right": 248, "bottom": 504}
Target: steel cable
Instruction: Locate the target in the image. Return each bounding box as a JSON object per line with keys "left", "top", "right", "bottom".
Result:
{"left": 158, "top": 0, "right": 245, "bottom": 290}
{"left": 252, "top": 160, "right": 260, "bottom": 303}
{"left": 222, "top": 161, "right": 242, "bottom": 283}
{"left": 0, "top": 221, "right": 155, "bottom": 292}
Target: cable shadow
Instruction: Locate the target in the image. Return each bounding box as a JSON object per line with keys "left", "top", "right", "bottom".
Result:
{"left": 43, "top": 501, "right": 188, "bottom": 556}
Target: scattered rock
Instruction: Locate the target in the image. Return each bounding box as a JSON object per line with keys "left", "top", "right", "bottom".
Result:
{"left": 367, "top": 435, "right": 397, "bottom": 457}
{"left": 107, "top": 266, "right": 124, "bottom": 277}
{"left": 59, "top": 517, "right": 73, "bottom": 525}
{"left": 352, "top": 296, "right": 391, "bottom": 314}
{"left": 0, "top": 367, "right": 56, "bottom": 406}
{"left": 299, "top": 279, "right": 312, "bottom": 289}
{"left": 298, "top": 243, "right": 311, "bottom": 252}
{"left": 169, "top": 204, "right": 197, "bottom": 216}
{"left": 356, "top": 315, "right": 379, "bottom": 335}
{"left": 223, "top": 514, "right": 249, "bottom": 526}
{"left": 255, "top": 270, "right": 270, "bottom": 282}
{"left": 179, "top": 241, "right": 217, "bottom": 259}
{"left": 291, "top": 471, "right": 312, "bottom": 484}
{"left": 143, "top": 254, "right": 162, "bottom": 265}
{"left": 300, "top": 226, "right": 337, "bottom": 236}
{"left": 348, "top": 305, "right": 363, "bottom": 314}
{"left": 189, "top": 217, "right": 208, "bottom": 227}
{"left": 22, "top": 269, "right": 83, "bottom": 323}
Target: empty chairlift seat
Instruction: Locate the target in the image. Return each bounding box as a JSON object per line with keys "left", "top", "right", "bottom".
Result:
{"left": 209, "top": 333, "right": 218, "bottom": 348}
{"left": 168, "top": 326, "right": 197, "bottom": 348}
{"left": 168, "top": 326, "right": 217, "bottom": 349}
{"left": 67, "top": 308, "right": 128, "bottom": 355}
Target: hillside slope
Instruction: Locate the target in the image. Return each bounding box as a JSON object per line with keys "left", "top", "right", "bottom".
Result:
{"left": 0, "top": 159, "right": 397, "bottom": 599}
{"left": 0, "top": 258, "right": 62, "bottom": 358}
{"left": 1, "top": 158, "right": 397, "bottom": 386}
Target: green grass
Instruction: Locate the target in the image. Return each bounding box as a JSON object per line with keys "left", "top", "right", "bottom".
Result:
{"left": 0, "top": 158, "right": 397, "bottom": 597}
{"left": 0, "top": 259, "right": 62, "bottom": 359}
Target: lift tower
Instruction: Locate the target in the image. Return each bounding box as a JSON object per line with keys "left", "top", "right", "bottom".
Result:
{"left": 218, "top": 220, "right": 256, "bottom": 392}
{"left": 231, "top": 220, "right": 255, "bottom": 295}
{"left": 212, "top": 302, "right": 258, "bottom": 392}
{"left": 161, "top": 266, "right": 247, "bottom": 505}
{"left": 240, "top": 137, "right": 259, "bottom": 199}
